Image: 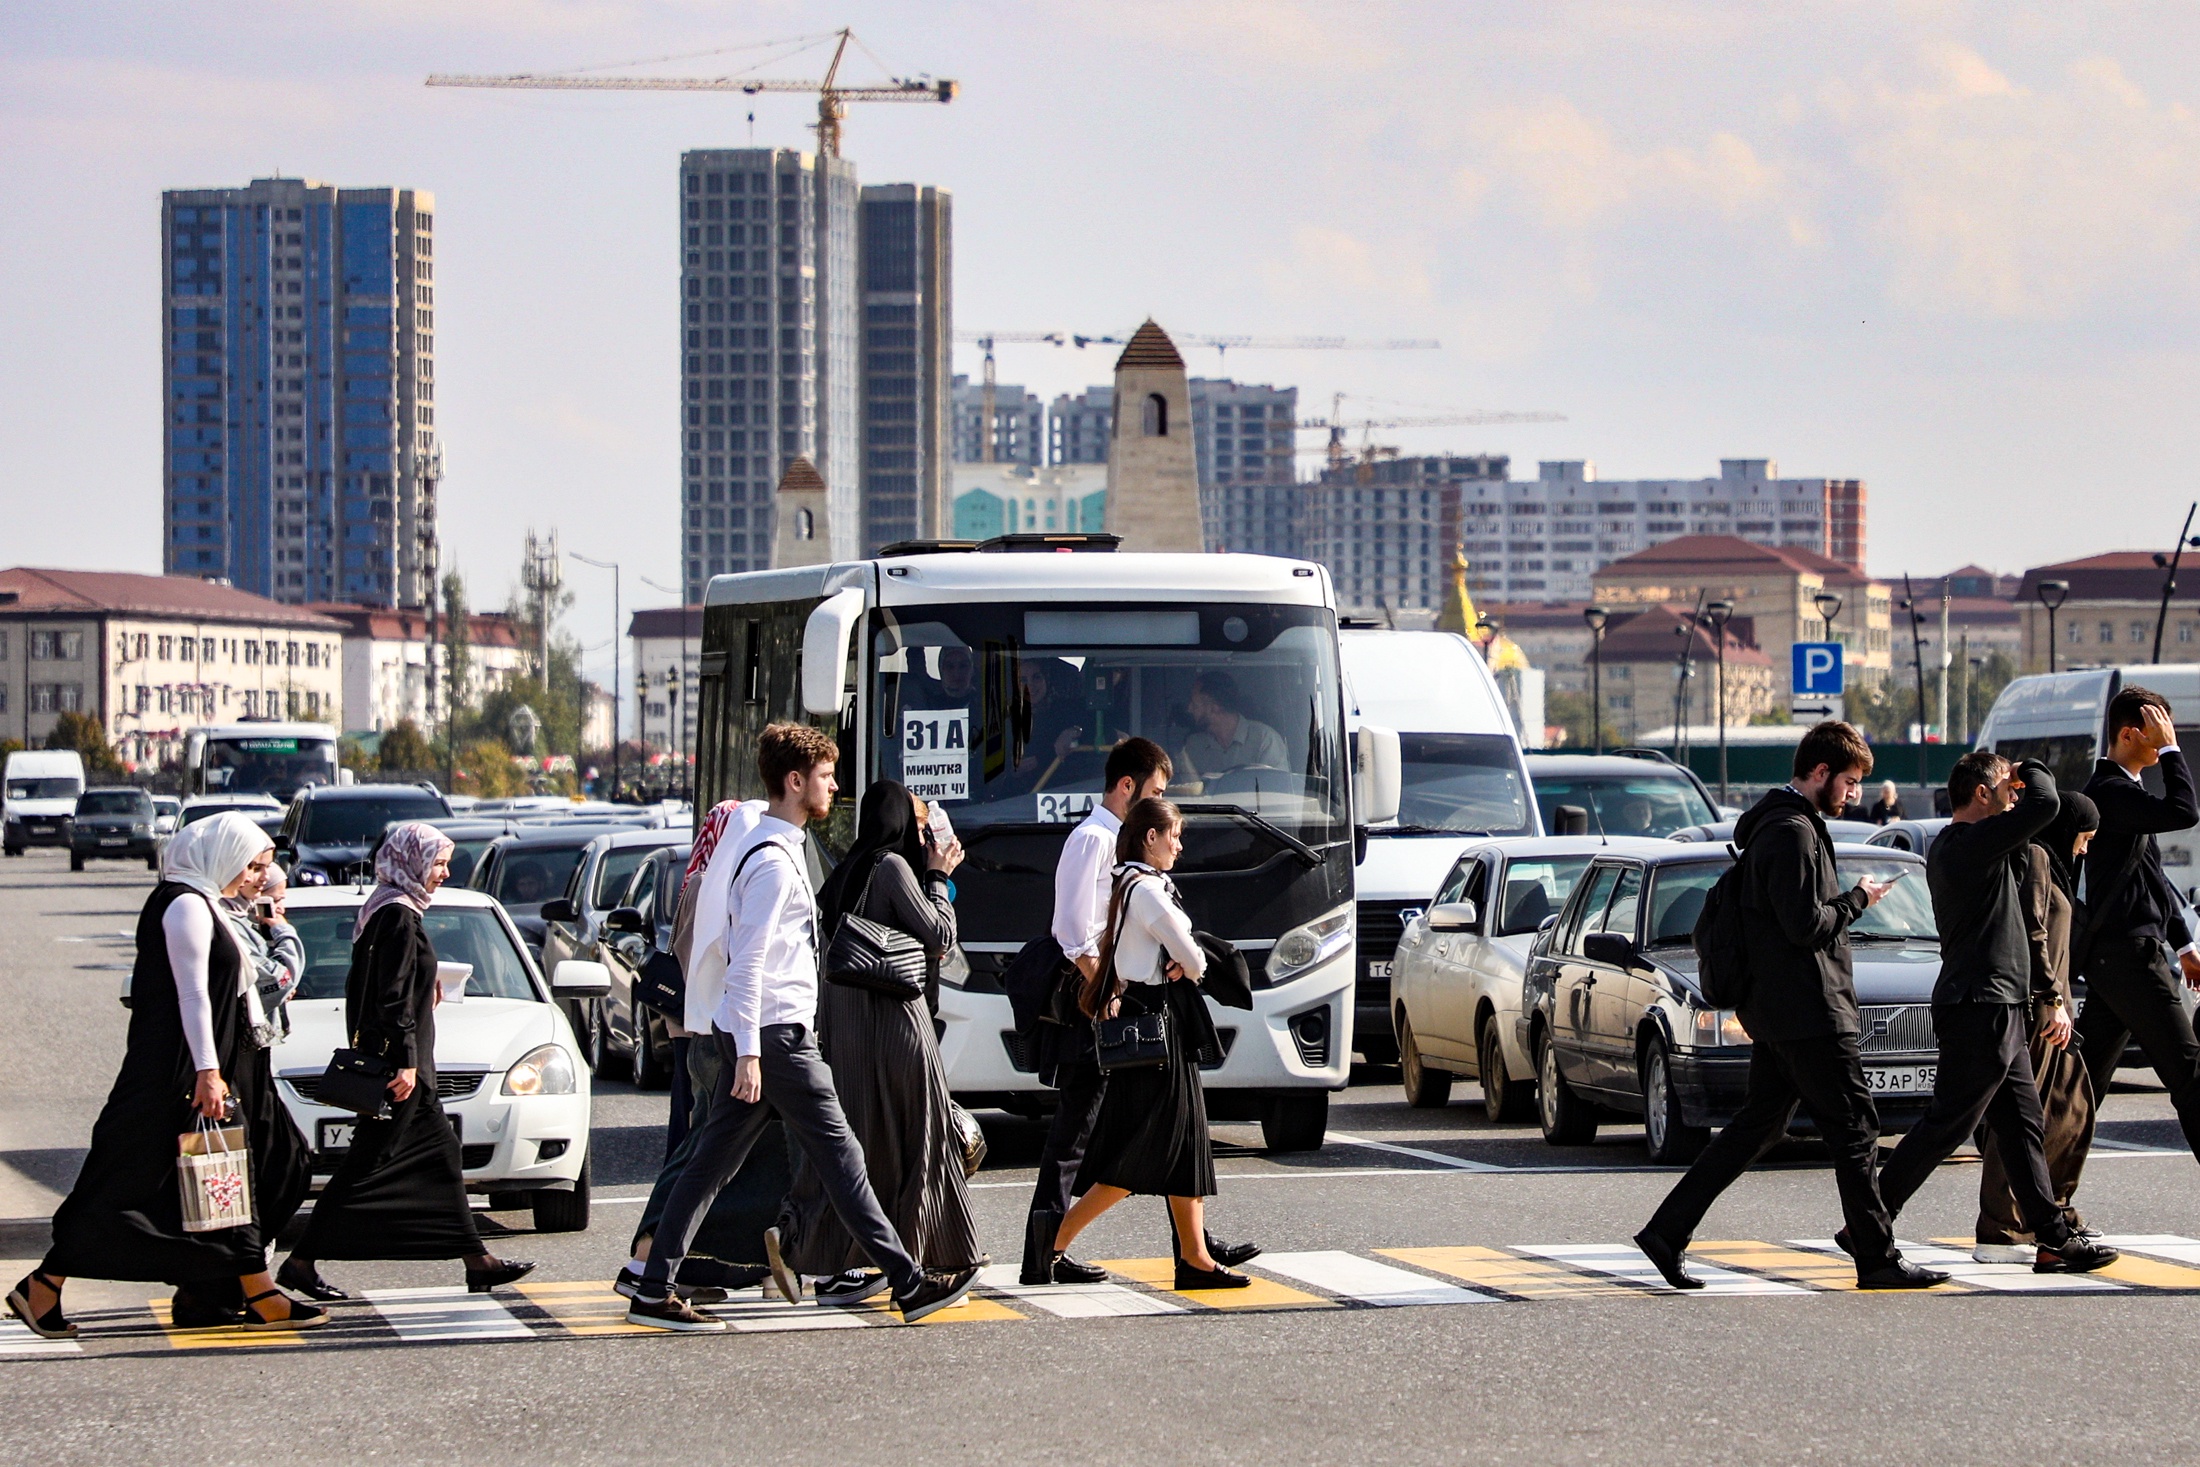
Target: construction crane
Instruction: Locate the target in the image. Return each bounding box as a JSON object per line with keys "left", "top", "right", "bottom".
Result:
{"left": 426, "top": 28, "right": 956, "bottom": 157}
{"left": 1299, "top": 392, "right": 1568, "bottom": 474}
{"left": 1070, "top": 333, "right": 1440, "bottom": 365}
{"left": 955, "top": 332, "right": 1066, "bottom": 463}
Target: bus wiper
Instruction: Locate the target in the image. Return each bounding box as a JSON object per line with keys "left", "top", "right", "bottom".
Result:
{"left": 1850, "top": 931, "right": 1929, "bottom": 943}
{"left": 1385, "top": 823, "right": 1492, "bottom": 837}
{"left": 1175, "top": 804, "right": 1323, "bottom": 870}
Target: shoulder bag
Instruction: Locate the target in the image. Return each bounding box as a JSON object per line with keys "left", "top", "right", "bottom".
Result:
{"left": 314, "top": 921, "right": 397, "bottom": 1116}
{"left": 822, "top": 854, "right": 930, "bottom": 1002}
{"left": 1092, "top": 871, "right": 1172, "bottom": 1071}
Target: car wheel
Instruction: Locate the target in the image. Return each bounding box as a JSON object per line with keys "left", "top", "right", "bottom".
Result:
{"left": 581, "top": 1001, "right": 612, "bottom": 1075}
{"left": 1536, "top": 1031, "right": 1599, "bottom": 1145}
{"left": 1480, "top": 1019, "right": 1535, "bottom": 1123}
{"left": 531, "top": 1152, "right": 591, "bottom": 1233}
{"left": 69, "top": 853, "right": 83, "bottom": 872}
{"left": 1398, "top": 1011, "right": 1452, "bottom": 1109}
{"left": 631, "top": 1015, "right": 672, "bottom": 1091}
{"left": 1261, "top": 1092, "right": 1328, "bottom": 1152}
{"left": 1641, "top": 1037, "right": 1709, "bottom": 1164}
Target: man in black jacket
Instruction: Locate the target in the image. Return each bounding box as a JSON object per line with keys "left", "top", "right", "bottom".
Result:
{"left": 1636, "top": 722, "right": 1945, "bottom": 1290}
{"left": 2078, "top": 688, "right": 2200, "bottom": 1158}
{"left": 1870, "top": 753, "right": 2118, "bottom": 1273}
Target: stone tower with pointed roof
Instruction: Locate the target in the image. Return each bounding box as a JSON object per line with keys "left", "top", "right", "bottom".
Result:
{"left": 1104, "top": 320, "right": 1204, "bottom": 552}
{"left": 771, "top": 456, "right": 832, "bottom": 569}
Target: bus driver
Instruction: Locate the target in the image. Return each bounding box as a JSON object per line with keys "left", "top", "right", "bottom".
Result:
{"left": 1177, "top": 671, "right": 1287, "bottom": 789}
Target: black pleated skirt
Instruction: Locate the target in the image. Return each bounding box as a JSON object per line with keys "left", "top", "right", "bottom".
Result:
{"left": 294, "top": 1084, "right": 481, "bottom": 1261}
{"left": 1073, "top": 981, "right": 1217, "bottom": 1199}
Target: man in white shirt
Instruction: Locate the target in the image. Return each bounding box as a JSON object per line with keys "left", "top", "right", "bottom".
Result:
{"left": 1020, "top": 738, "right": 1173, "bottom": 1285}
{"left": 628, "top": 723, "right": 977, "bottom": 1330}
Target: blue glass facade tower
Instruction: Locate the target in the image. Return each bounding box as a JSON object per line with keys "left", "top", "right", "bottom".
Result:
{"left": 163, "top": 177, "right": 439, "bottom": 609}
{"left": 858, "top": 184, "right": 951, "bottom": 553}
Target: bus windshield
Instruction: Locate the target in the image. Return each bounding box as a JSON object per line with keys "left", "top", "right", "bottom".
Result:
{"left": 872, "top": 602, "right": 1346, "bottom": 843}
{"left": 203, "top": 735, "right": 338, "bottom": 799}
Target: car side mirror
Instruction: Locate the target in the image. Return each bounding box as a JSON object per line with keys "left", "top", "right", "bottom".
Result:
{"left": 552, "top": 959, "right": 613, "bottom": 998}
{"left": 539, "top": 897, "right": 578, "bottom": 924}
{"left": 603, "top": 905, "right": 645, "bottom": 934}
{"left": 1428, "top": 900, "right": 1479, "bottom": 932}
{"left": 1583, "top": 931, "right": 1641, "bottom": 969}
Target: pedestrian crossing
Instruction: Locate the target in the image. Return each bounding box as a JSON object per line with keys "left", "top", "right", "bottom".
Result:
{"left": 24, "top": 1233, "right": 2200, "bottom": 1357}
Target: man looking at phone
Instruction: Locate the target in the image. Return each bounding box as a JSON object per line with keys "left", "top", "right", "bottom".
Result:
{"left": 1635, "top": 722, "right": 1941, "bottom": 1290}
{"left": 1870, "top": 752, "right": 2118, "bottom": 1273}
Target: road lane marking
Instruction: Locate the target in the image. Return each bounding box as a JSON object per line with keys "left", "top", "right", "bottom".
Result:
{"left": 0, "top": 1318, "right": 81, "bottom": 1356}
{"left": 976, "top": 1264, "right": 1183, "bottom": 1317}
{"left": 518, "top": 1280, "right": 657, "bottom": 1336}
{"left": 1323, "top": 1133, "right": 1508, "bottom": 1171}
{"left": 366, "top": 1286, "right": 533, "bottom": 1342}
{"left": 1253, "top": 1250, "right": 1497, "bottom": 1306}
{"left": 1689, "top": 1240, "right": 1863, "bottom": 1292}
{"left": 1098, "top": 1256, "right": 1334, "bottom": 1309}
{"left": 1789, "top": 1240, "right": 2124, "bottom": 1293}
{"left": 2098, "top": 1233, "right": 2200, "bottom": 1265}
{"left": 1377, "top": 1246, "right": 1638, "bottom": 1299}
{"left": 1520, "top": 1244, "right": 1813, "bottom": 1296}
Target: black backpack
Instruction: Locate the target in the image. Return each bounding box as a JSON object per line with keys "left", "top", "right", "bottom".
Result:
{"left": 1693, "top": 842, "right": 1753, "bottom": 1007}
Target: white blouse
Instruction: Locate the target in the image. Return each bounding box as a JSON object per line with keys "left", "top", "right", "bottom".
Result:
{"left": 1109, "top": 869, "right": 1206, "bottom": 987}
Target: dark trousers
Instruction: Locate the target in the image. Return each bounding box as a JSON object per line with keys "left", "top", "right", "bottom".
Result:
{"left": 666, "top": 1035, "right": 694, "bottom": 1159}
{"left": 1645, "top": 1032, "right": 1897, "bottom": 1270}
{"left": 640, "top": 1024, "right": 919, "bottom": 1299}
{"left": 2077, "top": 936, "right": 2200, "bottom": 1162}
{"left": 1028, "top": 1058, "right": 1105, "bottom": 1218}
{"left": 1977, "top": 1006, "right": 2094, "bottom": 1243}
{"left": 1878, "top": 1003, "right": 2070, "bottom": 1247}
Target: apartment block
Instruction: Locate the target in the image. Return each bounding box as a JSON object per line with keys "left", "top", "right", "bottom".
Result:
{"left": 1305, "top": 455, "right": 1509, "bottom": 618}
{"left": 859, "top": 185, "right": 952, "bottom": 552}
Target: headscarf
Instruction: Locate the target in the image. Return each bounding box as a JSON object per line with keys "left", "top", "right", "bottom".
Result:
{"left": 2035, "top": 789, "right": 2100, "bottom": 899}
{"left": 817, "top": 780, "right": 924, "bottom": 933}
{"left": 355, "top": 820, "right": 455, "bottom": 939}
{"left": 687, "top": 801, "right": 743, "bottom": 879}
{"left": 682, "top": 799, "right": 769, "bottom": 1034}
{"left": 161, "top": 811, "right": 275, "bottom": 997}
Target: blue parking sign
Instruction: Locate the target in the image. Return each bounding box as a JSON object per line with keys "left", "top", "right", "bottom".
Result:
{"left": 1792, "top": 641, "right": 1845, "bottom": 696}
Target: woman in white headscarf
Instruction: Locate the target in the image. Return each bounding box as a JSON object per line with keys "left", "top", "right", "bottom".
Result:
{"left": 12, "top": 814, "right": 321, "bottom": 1339}
{"left": 279, "top": 822, "right": 534, "bottom": 1298}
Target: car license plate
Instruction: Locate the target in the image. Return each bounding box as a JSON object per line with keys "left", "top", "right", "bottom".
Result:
{"left": 1366, "top": 960, "right": 1393, "bottom": 979}
{"left": 1865, "top": 1065, "right": 1936, "bottom": 1096}
{"left": 318, "top": 1119, "right": 355, "bottom": 1152}
{"left": 100, "top": 837, "right": 125, "bottom": 846}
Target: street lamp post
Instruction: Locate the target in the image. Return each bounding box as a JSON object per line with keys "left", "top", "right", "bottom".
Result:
{"left": 640, "top": 576, "right": 691, "bottom": 806}
{"left": 2036, "top": 579, "right": 2069, "bottom": 674}
{"left": 634, "top": 666, "right": 650, "bottom": 798}
{"left": 1813, "top": 590, "right": 1844, "bottom": 718}
{"left": 1582, "top": 605, "right": 1610, "bottom": 755}
{"left": 569, "top": 551, "right": 621, "bottom": 803}
{"left": 1900, "top": 574, "right": 1931, "bottom": 788}
{"left": 1704, "top": 600, "right": 1735, "bottom": 806}
{"left": 2151, "top": 504, "right": 2200, "bottom": 664}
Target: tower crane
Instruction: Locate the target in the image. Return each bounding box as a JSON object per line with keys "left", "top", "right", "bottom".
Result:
{"left": 426, "top": 28, "right": 956, "bottom": 157}
{"left": 955, "top": 332, "right": 1066, "bottom": 463}
{"left": 1298, "top": 392, "right": 1567, "bottom": 474}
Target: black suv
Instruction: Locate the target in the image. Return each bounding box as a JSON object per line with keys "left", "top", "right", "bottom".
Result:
{"left": 69, "top": 787, "right": 159, "bottom": 871}
{"left": 279, "top": 783, "right": 453, "bottom": 886}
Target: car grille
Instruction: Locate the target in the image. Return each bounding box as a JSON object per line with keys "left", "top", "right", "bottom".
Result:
{"left": 1000, "top": 1030, "right": 1038, "bottom": 1074}
{"left": 1857, "top": 1004, "right": 1936, "bottom": 1056}
{"left": 288, "top": 1071, "right": 486, "bottom": 1104}
{"left": 1355, "top": 900, "right": 1413, "bottom": 1004}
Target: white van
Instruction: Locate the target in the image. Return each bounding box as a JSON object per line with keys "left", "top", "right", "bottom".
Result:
{"left": 1341, "top": 629, "right": 1542, "bottom": 1062}
{"left": 4, "top": 749, "right": 88, "bottom": 855}
{"left": 1975, "top": 663, "right": 2200, "bottom": 891}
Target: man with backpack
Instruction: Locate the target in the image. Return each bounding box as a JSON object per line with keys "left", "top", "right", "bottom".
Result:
{"left": 1635, "top": 722, "right": 1947, "bottom": 1291}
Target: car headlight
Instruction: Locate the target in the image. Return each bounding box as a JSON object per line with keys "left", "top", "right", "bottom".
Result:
{"left": 1268, "top": 904, "right": 1354, "bottom": 984}
{"left": 938, "top": 944, "right": 970, "bottom": 990}
{"left": 293, "top": 866, "right": 329, "bottom": 885}
{"left": 132, "top": 822, "right": 152, "bottom": 836}
{"left": 1689, "top": 1007, "right": 1751, "bottom": 1047}
{"left": 503, "top": 1043, "right": 577, "bottom": 1096}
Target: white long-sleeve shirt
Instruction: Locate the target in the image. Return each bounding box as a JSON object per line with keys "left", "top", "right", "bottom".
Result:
{"left": 1051, "top": 804, "right": 1122, "bottom": 960}
{"left": 1111, "top": 870, "right": 1206, "bottom": 988}
{"left": 165, "top": 895, "right": 229, "bottom": 1071}
{"left": 710, "top": 817, "right": 818, "bottom": 1056}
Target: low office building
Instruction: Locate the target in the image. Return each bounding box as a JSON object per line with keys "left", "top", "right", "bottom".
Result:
{"left": 308, "top": 604, "right": 526, "bottom": 736}
{"left": 629, "top": 605, "right": 702, "bottom": 756}
{"left": 2016, "top": 552, "right": 2200, "bottom": 671}
{"left": 951, "top": 463, "right": 1107, "bottom": 540}
{"left": 1594, "top": 604, "right": 1777, "bottom": 743}
{"left": 0, "top": 567, "right": 344, "bottom": 767}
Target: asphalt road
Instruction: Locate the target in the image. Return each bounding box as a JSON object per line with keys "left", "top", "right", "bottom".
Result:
{"left": 10, "top": 849, "right": 2200, "bottom": 1466}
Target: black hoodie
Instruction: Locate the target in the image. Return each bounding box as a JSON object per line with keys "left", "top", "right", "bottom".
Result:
{"left": 1731, "top": 785, "right": 1871, "bottom": 1042}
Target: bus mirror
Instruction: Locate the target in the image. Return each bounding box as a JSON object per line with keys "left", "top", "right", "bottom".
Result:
{"left": 1355, "top": 723, "right": 1401, "bottom": 825}
{"left": 802, "top": 589, "right": 867, "bottom": 716}
{"left": 337, "top": 767, "right": 356, "bottom": 786}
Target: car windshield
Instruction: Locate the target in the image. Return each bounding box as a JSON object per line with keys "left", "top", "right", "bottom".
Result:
{"left": 486, "top": 846, "right": 587, "bottom": 907}
{"left": 1533, "top": 771, "right": 1716, "bottom": 838}
{"left": 591, "top": 847, "right": 657, "bottom": 909}
{"left": 1392, "top": 733, "right": 1535, "bottom": 836}
{"left": 287, "top": 905, "right": 539, "bottom": 1001}
{"left": 7, "top": 778, "right": 80, "bottom": 801}
{"left": 77, "top": 791, "right": 152, "bottom": 816}
{"left": 1642, "top": 855, "right": 1937, "bottom": 947}
{"left": 299, "top": 795, "right": 448, "bottom": 846}
{"left": 443, "top": 837, "right": 496, "bottom": 888}
{"left": 870, "top": 602, "right": 1345, "bottom": 847}
{"left": 203, "top": 736, "right": 339, "bottom": 799}
{"left": 1494, "top": 856, "right": 1594, "bottom": 935}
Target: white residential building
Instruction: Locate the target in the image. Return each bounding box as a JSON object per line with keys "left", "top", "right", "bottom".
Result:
{"left": 310, "top": 605, "right": 526, "bottom": 736}
{"left": 629, "top": 605, "right": 701, "bottom": 755}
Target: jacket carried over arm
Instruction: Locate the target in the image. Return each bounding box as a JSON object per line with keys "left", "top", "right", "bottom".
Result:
{"left": 1732, "top": 786, "right": 1870, "bottom": 1043}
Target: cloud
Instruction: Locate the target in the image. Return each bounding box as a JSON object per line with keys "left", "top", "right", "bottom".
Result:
{"left": 1259, "top": 224, "right": 1431, "bottom": 304}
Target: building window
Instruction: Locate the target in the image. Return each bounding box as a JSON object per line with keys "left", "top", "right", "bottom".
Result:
{"left": 2180, "top": 623, "right": 2194, "bottom": 645}
{"left": 794, "top": 507, "right": 815, "bottom": 541}
{"left": 29, "top": 683, "right": 81, "bottom": 713}
{"left": 30, "top": 630, "right": 83, "bottom": 661}
{"left": 2099, "top": 622, "right": 2114, "bottom": 644}
{"left": 1142, "top": 393, "right": 1167, "bottom": 437}
{"left": 2068, "top": 622, "right": 2082, "bottom": 645}
{"left": 2132, "top": 621, "right": 2150, "bottom": 644}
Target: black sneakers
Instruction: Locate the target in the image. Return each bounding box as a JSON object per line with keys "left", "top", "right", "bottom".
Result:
{"left": 815, "top": 1270, "right": 892, "bottom": 1306}
{"left": 626, "top": 1293, "right": 728, "bottom": 1332}
{"left": 2035, "top": 1237, "right": 2120, "bottom": 1274}
{"left": 893, "top": 1265, "right": 979, "bottom": 1322}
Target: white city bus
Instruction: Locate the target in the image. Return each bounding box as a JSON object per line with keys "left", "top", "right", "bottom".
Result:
{"left": 692, "top": 536, "right": 1398, "bottom": 1151}
{"left": 183, "top": 722, "right": 345, "bottom": 800}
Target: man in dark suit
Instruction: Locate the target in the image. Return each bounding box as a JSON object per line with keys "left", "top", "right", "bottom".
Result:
{"left": 2078, "top": 688, "right": 2200, "bottom": 1159}
{"left": 1635, "top": 722, "right": 1946, "bottom": 1291}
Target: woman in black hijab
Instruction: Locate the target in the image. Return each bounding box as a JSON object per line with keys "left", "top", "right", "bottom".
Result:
{"left": 775, "top": 780, "right": 981, "bottom": 1302}
{"left": 1975, "top": 789, "right": 2103, "bottom": 1262}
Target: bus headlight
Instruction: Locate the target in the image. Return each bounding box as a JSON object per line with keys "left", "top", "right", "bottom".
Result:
{"left": 1689, "top": 1008, "right": 1751, "bottom": 1047}
{"left": 503, "top": 1043, "right": 578, "bottom": 1096}
{"left": 1268, "top": 905, "right": 1353, "bottom": 984}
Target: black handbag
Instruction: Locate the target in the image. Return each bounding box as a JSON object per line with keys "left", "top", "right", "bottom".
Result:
{"left": 822, "top": 856, "right": 929, "bottom": 1001}
{"left": 633, "top": 947, "right": 686, "bottom": 1020}
{"left": 316, "top": 1047, "right": 397, "bottom": 1117}
{"left": 1095, "top": 1009, "right": 1171, "bottom": 1071}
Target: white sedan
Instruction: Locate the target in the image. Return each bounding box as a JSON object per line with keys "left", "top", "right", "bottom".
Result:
{"left": 273, "top": 884, "right": 605, "bottom": 1231}
{"left": 1389, "top": 836, "right": 1673, "bottom": 1117}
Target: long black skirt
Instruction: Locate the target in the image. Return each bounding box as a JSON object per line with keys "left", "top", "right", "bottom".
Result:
{"left": 1073, "top": 982, "right": 1217, "bottom": 1199}
{"left": 294, "top": 1087, "right": 481, "bottom": 1261}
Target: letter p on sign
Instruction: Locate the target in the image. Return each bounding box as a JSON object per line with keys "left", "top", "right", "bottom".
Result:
{"left": 1792, "top": 642, "right": 1844, "bottom": 697}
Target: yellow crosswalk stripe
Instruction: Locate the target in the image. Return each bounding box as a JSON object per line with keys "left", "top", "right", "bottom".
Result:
{"left": 518, "top": 1280, "right": 657, "bottom": 1337}
{"left": 862, "top": 1293, "right": 1028, "bottom": 1325}
{"left": 147, "top": 1297, "right": 306, "bottom": 1348}
{"left": 1690, "top": 1240, "right": 1863, "bottom": 1292}
{"left": 1928, "top": 1238, "right": 2200, "bottom": 1293}
{"left": 1098, "top": 1256, "right": 1334, "bottom": 1309}
{"left": 1376, "top": 1246, "right": 1634, "bottom": 1300}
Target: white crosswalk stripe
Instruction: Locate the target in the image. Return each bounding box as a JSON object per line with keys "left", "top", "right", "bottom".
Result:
{"left": 1521, "top": 1243, "right": 1813, "bottom": 1295}
{"left": 1253, "top": 1250, "right": 1498, "bottom": 1306}
{"left": 2100, "top": 1234, "right": 2200, "bottom": 1264}
{"left": 976, "top": 1264, "right": 1183, "bottom": 1317}
{"left": 366, "top": 1286, "right": 533, "bottom": 1342}
{"left": 0, "top": 1317, "right": 81, "bottom": 1356}
{"left": 1788, "top": 1240, "right": 2126, "bottom": 1292}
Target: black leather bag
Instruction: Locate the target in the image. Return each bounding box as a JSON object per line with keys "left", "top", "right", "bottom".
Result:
{"left": 822, "top": 857, "right": 929, "bottom": 1001}
{"left": 633, "top": 947, "right": 686, "bottom": 1020}
{"left": 317, "top": 1047, "right": 396, "bottom": 1117}
{"left": 1094, "top": 1009, "right": 1171, "bottom": 1071}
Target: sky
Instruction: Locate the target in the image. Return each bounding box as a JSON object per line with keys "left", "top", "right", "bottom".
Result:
{"left": 6, "top": 1, "right": 2200, "bottom": 700}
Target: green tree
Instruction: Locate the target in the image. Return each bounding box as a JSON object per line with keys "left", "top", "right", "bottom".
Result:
{"left": 46, "top": 710, "right": 124, "bottom": 778}
{"left": 457, "top": 738, "right": 526, "bottom": 797}
{"left": 440, "top": 570, "right": 473, "bottom": 740}
{"left": 379, "top": 719, "right": 434, "bottom": 773}
{"left": 1546, "top": 689, "right": 1620, "bottom": 752}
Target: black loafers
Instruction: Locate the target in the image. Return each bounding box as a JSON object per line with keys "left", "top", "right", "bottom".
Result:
{"left": 1633, "top": 1228, "right": 1703, "bottom": 1291}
